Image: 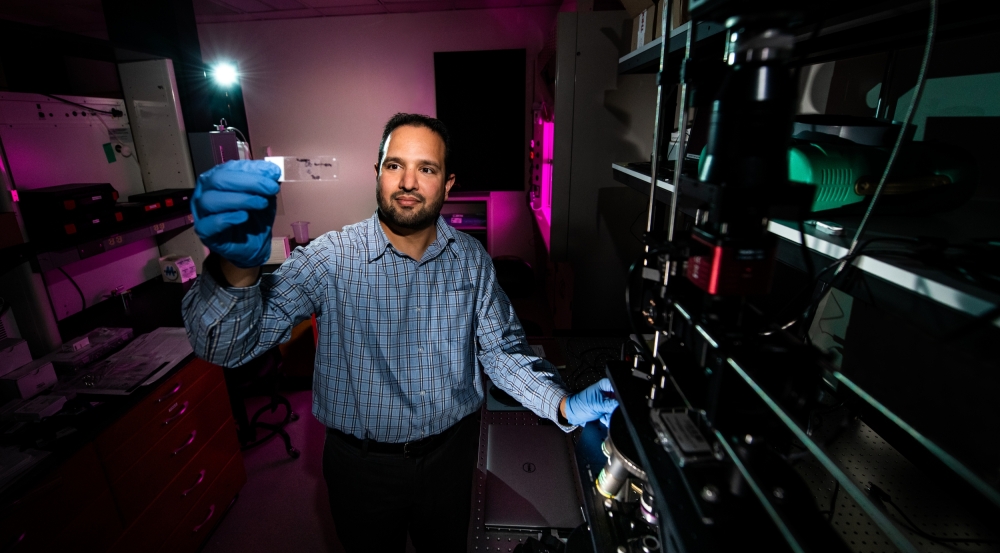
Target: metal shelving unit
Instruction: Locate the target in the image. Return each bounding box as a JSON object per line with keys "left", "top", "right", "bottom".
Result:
{"left": 597, "top": 1, "right": 1000, "bottom": 551}
{"left": 613, "top": 162, "right": 1000, "bottom": 327}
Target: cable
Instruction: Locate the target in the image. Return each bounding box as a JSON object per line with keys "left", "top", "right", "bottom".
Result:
{"left": 227, "top": 126, "right": 252, "bottom": 158}
{"left": 762, "top": 237, "right": 922, "bottom": 337}
{"left": 58, "top": 267, "right": 86, "bottom": 310}
{"left": 846, "top": 0, "right": 937, "bottom": 256}
{"left": 827, "top": 480, "right": 840, "bottom": 521}
{"left": 625, "top": 249, "right": 667, "bottom": 364}
{"left": 228, "top": 126, "right": 249, "bottom": 146}
{"left": 866, "top": 482, "right": 999, "bottom": 545}
{"left": 563, "top": 343, "right": 625, "bottom": 392}
{"left": 797, "top": 219, "right": 817, "bottom": 282}
{"left": 799, "top": 245, "right": 918, "bottom": 328}
{"left": 216, "top": 119, "right": 253, "bottom": 159}
{"left": 43, "top": 92, "right": 138, "bottom": 168}
{"left": 626, "top": 337, "right": 649, "bottom": 360}
{"left": 41, "top": 94, "right": 120, "bottom": 116}
{"left": 92, "top": 113, "right": 141, "bottom": 169}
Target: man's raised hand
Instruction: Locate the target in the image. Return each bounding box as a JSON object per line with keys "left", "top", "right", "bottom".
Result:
{"left": 191, "top": 160, "right": 282, "bottom": 268}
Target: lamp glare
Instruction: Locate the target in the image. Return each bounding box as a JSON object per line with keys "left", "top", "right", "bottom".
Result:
{"left": 212, "top": 63, "right": 239, "bottom": 86}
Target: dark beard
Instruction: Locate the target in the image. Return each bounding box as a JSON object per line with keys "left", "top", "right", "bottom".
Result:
{"left": 375, "top": 181, "right": 444, "bottom": 230}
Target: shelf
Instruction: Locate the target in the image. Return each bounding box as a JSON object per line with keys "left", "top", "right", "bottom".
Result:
{"left": 611, "top": 163, "right": 674, "bottom": 203}
{"left": 35, "top": 212, "right": 194, "bottom": 272}
{"left": 619, "top": 2, "right": 1000, "bottom": 75}
{"left": 611, "top": 163, "right": 1000, "bottom": 328}
{"left": 769, "top": 218, "right": 1000, "bottom": 327}
{"left": 793, "top": 0, "right": 1000, "bottom": 66}
{"left": 618, "top": 37, "right": 662, "bottom": 74}
{"left": 618, "top": 21, "right": 727, "bottom": 74}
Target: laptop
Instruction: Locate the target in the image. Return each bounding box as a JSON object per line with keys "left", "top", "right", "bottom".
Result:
{"left": 484, "top": 424, "right": 584, "bottom": 530}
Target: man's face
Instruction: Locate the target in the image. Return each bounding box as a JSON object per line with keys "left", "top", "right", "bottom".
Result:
{"left": 375, "top": 125, "right": 455, "bottom": 231}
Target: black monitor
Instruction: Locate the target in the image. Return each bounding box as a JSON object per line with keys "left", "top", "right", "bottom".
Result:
{"left": 434, "top": 49, "right": 526, "bottom": 192}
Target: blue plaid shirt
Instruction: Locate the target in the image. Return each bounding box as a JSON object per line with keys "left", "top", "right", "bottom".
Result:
{"left": 182, "top": 212, "right": 571, "bottom": 442}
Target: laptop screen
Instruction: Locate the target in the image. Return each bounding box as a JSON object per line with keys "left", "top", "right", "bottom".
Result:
{"left": 484, "top": 424, "right": 584, "bottom": 530}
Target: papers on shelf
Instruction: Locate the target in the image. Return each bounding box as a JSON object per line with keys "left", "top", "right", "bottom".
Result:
{"left": 57, "top": 327, "right": 193, "bottom": 395}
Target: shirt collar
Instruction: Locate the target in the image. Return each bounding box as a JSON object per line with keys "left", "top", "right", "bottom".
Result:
{"left": 365, "top": 211, "right": 458, "bottom": 263}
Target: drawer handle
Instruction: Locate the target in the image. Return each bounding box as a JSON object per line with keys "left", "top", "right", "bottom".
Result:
{"left": 192, "top": 504, "right": 215, "bottom": 533}
{"left": 163, "top": 401, "right": 190, "bottom": 425}
{"left": 157, "top": 381, "right": 183, "bottom": 403}
{"left": 0, "top": 532, "right": 25, "bottom": 553}
{"left": 182, "top": 469, "right": 207, "bottom": 497}
{"left": 172, "top": 430, "right": 198, "bottom": 456}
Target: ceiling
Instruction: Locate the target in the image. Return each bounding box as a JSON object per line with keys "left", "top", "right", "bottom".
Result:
{"left": 0, "top": 0, "right": 565, "bottom": 40}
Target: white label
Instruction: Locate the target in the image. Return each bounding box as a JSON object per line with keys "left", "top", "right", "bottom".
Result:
{"left": 638, "top": 11, "right": 648, "bottom": 47}
{"left": 108, "top": 128, "right": 133, "bottom": 143}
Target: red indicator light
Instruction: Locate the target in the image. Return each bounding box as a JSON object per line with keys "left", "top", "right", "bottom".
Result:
{"left": 64, "top": 199, "right": 77, "bottom": 210}
{"left": 144, "top": 203, "right": 160, "bottom": 211}
{"left": 707, "top": 245, "right": 723, "bottom": 295}
{"left": 112, "top": 191, "right": 119, "bottom": 200}
{"left": 115, "top": 212, "right": 123, "bottom": 221}
{"left": 64, "top": 223, "right": 77, "bottom": 235}
{"left": 165, "top": 199, "right": 174, "bottom": 207}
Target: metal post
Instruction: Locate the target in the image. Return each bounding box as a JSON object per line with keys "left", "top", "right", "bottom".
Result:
{"left": 874, "top": 50, "right": 897, "bottom": 119}
{"left": 644, "top": 3, "right": 674, "bottom": 237}
{"left": 666, "top": 25, "right": 694, "bottom": 244}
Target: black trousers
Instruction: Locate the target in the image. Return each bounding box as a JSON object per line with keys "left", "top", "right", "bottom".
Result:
{"left": 322, "top": 415, "right": 479, "bottom": 553}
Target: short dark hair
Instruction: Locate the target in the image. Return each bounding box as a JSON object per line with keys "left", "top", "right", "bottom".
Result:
{"left": 377, "top": 113, "right": 452, "bottom": 173}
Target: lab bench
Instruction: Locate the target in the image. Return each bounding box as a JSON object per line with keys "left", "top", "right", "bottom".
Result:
{"left": 0, "top": 355, "right": 244, "bottom": 553}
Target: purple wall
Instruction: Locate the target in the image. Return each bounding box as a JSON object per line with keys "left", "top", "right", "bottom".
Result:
{"left": 197, "top": 7, "right": 558, "bottom": 254}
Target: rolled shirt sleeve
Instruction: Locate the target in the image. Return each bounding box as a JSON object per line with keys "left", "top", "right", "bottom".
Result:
{"left": 182, "top": 245, "right": 321, "bottom": 368}
{"left": 473, "top": 255, "right": 574, "bottom": 431}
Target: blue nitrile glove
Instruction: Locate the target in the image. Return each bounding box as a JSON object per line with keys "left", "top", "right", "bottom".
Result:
{"left": 191, "top": 160, "right": 281, "bottom": 268}
{"left": 564, "top": 378, "right": 619, "bottom": 427}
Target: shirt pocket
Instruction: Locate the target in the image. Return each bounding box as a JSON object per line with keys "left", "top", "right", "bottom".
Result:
{"left": 430, "top": 287, "right": 472, "bottom": 354}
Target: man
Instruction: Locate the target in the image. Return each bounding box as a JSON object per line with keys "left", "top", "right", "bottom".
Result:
{"left": 182, "top": 113, "right": 617, "bottom": 552}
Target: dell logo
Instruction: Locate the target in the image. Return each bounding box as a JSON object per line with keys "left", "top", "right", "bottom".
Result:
{"left": 522, "top": 462, "right": 536, "bottom": 473}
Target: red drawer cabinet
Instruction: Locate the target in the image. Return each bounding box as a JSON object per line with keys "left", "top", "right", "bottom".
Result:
{"left": 0, "top": 358, "right": 245, "bottom": 553}
{"left": 157, "top": 451, "right": 247, "bottom": 553}
{"left": 98, "top": 359, "right": 244, "bottom": 552}
{"left": 109, "top": 418, "right": 242, "bottom": 553}
{"left": 97, "top": 359, "right": 224, "bottom": 481}
{"left": 110, "top": 382, "right": 234, "bottom": 524}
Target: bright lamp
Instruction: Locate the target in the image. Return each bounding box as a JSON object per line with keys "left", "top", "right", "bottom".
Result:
{"left": 211, "top": 62, "right": 239, "bottom": 87}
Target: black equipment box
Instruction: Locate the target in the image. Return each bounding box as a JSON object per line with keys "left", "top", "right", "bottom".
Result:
{"left": 19, "top": 183, "right": 121, "bottom": 248}
{"left": 18, "top": 183, "right": 119, "bottom": 215}
{"left": 29, "top": 210, "right": 116, "bottom": 246}
{"left": 128, "top": 188, "right": 192, "bottom": 212}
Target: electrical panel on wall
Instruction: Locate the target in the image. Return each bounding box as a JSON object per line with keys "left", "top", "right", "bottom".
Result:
{"left": 0, "top": 93, "right": 145, "bottom": 196}
{"left": 0, "top": 93, "right": 160, "bottom": 323}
